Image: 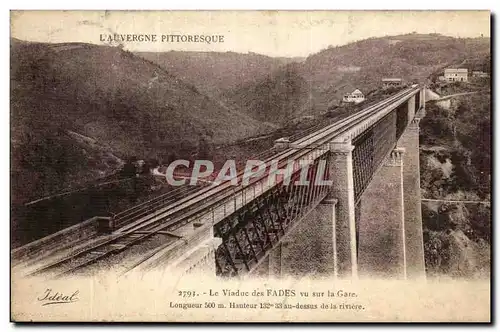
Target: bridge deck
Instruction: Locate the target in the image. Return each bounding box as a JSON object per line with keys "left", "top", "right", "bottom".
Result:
{"left": 12, "top": 85, "right": 423, "bottom": 278}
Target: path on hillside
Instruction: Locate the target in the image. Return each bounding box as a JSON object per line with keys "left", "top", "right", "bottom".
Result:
{"left": 421, "top": 198, "right": 490, "bottom": 204}
{"left": 433, "top": 91, "right": 479, "bottom": 101}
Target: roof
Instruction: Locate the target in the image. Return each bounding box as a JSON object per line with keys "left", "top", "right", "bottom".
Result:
{"left": 337, "top": 84, "right": 356, "bottom": 95}
{"left": 444, "top": 68, "right": 468, "bottom": 73}
{"left": 351, "top": 89, "right": 363, "bottom": 95}
{"left": 382, "top": 78, "right": 402, "bottom": 82}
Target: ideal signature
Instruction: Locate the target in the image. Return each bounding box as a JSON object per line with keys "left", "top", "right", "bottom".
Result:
{"left": 37, "top": 289, "right": 79, "bottom": 306}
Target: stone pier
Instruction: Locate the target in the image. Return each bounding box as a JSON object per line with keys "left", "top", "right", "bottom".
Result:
{"left": 358, "top": 148, "right": 406, "bottom": 279}
{"left": 328, "top": 141, "right": 358, "bottom": 279}
{"left": 397, "top": 111, "right": 426, "bottom": 279}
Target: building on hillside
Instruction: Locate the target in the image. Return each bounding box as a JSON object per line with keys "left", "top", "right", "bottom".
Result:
{"left": 343, "top": 89, "right": 365, "bottom": 104}
{"left": 472, "top": 71, "right": 489, "bottom": 78}
{"left": 382, "top": 78, "right": 403, "bottom": 88}
{"left": 444, "top": 68, "right": 468, "bottom": 82}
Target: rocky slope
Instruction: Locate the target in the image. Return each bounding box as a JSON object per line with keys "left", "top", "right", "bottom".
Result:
{"left": 420, "top": 80, "right": 491, "bottom": 279}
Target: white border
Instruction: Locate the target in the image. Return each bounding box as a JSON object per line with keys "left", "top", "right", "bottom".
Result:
{"left": 4, "top": 1, "right": 498, "bottom": 10}
{"left": 2, "top": 1, "right": 497, "bottom": 331}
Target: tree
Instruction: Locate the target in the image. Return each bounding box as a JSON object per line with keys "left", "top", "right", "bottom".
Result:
{"left": 121, "top": 156, "right": 137, "bottom": 178}
{"left": 197, "top": 136, "right": 212, "bottom": 160}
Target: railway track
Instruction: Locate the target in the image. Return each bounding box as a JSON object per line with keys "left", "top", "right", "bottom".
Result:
{"left": 117, "top": 85, "right": 419, "bottom": 234}
{"left": 24, "top": 86, "right": 421, "bottom": 278}
{"left": 112, "top": 185, "right": 209, "bottom": 228}
{"left": 27, "top": 212, "right": 186, "bottom": 278}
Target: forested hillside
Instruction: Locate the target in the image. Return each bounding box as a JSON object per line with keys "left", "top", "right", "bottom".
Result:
{"left": 11, "top": 39, "right": 270, "bottom": 205}
{"left": 146, "top": 34, "right": 490, "bottom": 125}
{"left": 420, "top": 80, "right": 491, "bottom": 279}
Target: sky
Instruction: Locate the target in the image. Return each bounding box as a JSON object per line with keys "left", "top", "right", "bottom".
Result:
{"left": 10, "top": 10, "right": 490, "bottom": 57}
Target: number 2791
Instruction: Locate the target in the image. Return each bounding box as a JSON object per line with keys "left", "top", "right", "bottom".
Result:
{"left": 178, "top": 291, "right": 197, "bottom": 297}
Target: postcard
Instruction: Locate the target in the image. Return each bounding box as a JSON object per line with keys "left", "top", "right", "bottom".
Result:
{"left": 10, "top": 10, "right": 491, "bottom": 322}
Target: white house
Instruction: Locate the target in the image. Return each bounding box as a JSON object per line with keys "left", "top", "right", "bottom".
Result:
{"left": 444, "top": 68, "right": 468, "bottom": 82}
{"left": 343, "top": 89, "right": 365, "bottom": 104}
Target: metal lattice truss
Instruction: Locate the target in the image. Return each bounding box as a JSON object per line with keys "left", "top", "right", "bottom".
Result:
{"left": 415, "top": 91, "right": 421, "bottom": 111}
{"left": 352, "top": 100, "right": 412, "bottom": 203}
{"left": 214, "top": 153, "right": 332, "bottom": 277}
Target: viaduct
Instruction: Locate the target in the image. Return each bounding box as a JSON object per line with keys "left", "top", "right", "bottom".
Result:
{"left": 12, "top": 85, "right": 427, "bottom": 281}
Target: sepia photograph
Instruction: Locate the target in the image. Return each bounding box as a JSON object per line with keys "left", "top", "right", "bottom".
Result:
{"left": 9, "top": 10, "right": 491, "bottom": 322}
